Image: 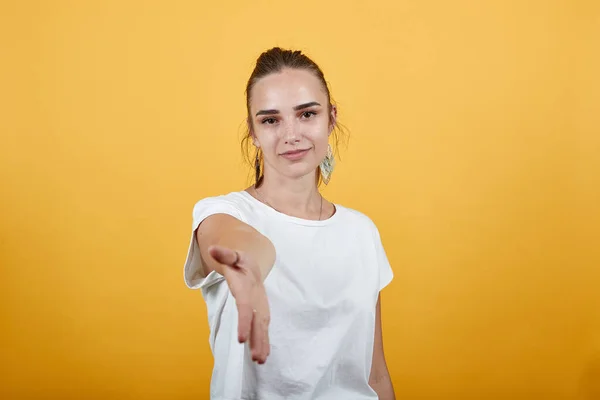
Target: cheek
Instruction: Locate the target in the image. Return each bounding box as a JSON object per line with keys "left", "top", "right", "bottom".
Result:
{"left": 308, "top": 125, "right": 331, "bottom": 152}
{"left": 305, "top": 117, "right": 330, "bottom": 139}
{"left": 259, "top": 137, "right": 278, "bottom": 152}
{"left": 254, "top": 126, "right": 278, "bottom": 148}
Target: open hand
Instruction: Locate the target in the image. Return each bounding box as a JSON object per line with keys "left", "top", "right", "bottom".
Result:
{"left": 208, "top": 244, "right": 271, "bottom": 364}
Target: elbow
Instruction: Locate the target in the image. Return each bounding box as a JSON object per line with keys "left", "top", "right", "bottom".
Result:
{"left": 265, "top": 236, "right": 276, "bottom": 265}
{"left": 369, "top": 370, "right": 390, "bottom": 386}
{"left": 369, "top": 367, "right": 395, "bottom": 400}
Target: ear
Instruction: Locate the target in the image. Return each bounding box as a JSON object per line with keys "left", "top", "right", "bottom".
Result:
{"left": 252, "top": 133, "right": 261, "bottom": 148}
{"left": 248, "top": 118, "right": 261, "bottom": 148}
{"left": 328, "top": 105, "right": 338, "bottom": 136}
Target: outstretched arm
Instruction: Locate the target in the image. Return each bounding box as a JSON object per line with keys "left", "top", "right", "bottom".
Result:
{"left": 195, "top": 213, "right": 276, "bottom": 364}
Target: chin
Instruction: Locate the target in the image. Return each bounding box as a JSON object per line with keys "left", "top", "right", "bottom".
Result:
{"left": 280, "top": 163, "right": 318, "bottom": 180}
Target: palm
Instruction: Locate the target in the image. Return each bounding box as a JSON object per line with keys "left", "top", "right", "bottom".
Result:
{"left": 208, "top": 244, "right": 271, "bottom": 364}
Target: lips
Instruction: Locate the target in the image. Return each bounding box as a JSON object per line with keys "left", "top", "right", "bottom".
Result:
{"left": 280, "top": 148, "right": 311, "bottom": 160}
{"left": 281, "top": 149, "right": 310, "bottom": 155}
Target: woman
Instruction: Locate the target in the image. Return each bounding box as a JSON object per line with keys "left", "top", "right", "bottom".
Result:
{"left": 183, "top": 47, "right": 395, "bottom": 400}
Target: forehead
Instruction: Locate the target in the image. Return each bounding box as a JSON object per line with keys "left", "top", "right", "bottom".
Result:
{"left": 250, "top": 68, "right": 328, "bottom": 111}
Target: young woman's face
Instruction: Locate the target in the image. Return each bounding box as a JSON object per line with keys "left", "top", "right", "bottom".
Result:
{"left": 249, "top": 68, "right": 335, "bottom": 182}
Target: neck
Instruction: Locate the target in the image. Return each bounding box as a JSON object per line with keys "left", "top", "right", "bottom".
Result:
{"left": 255, "top": 171, "right": 322, "bottom": 217}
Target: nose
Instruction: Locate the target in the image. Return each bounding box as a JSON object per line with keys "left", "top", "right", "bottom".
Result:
{"left": 281, "top": 119, "right": 300, "bottom": 144}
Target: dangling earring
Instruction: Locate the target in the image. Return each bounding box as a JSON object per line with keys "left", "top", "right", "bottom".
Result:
{"left": 255, "top": 150, "right": 261, "bottom": 185}
{"left": 320, "top": 144, "right": 335, "bottom": 185}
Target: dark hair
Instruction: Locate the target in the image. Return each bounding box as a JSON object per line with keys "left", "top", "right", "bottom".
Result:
{"left": 240, "top": 47, "right": 347, "bottom": 186}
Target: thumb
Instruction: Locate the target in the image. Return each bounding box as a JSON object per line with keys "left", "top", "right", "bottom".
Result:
{"left": 208, "top": 244, "right": 241, "bottom": 267}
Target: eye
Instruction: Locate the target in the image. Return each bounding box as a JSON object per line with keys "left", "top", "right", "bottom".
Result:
{"left": 261, "top": 117, "right": 277, "bottom": 125}
{"left": 301, "top": 111, "right": 317, "bottom": 119}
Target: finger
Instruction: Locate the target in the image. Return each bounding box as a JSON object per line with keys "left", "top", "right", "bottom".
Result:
{"left": 261, "top": 312, "right": 271, "bottom": 362}
{"left": 262, "top": 302, "right": 271, "bottom": 361}
{"left": 250, "top": 309, "right": 264, "bottom": 363}
{"left": 251, "top": 308, "right": 270, "bottom": 364}
{"left": 208, "top": 245, "right": 241, "bottom": 267}
{"left": 236, "top": 300, "right": 253, "bottom": 344}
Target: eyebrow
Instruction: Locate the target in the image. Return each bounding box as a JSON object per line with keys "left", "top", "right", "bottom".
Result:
{"left": 255, "top": 101, "right": 322, "bottom": 117}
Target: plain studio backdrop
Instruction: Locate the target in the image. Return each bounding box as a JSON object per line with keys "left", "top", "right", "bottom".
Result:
{"left": 1, "top": 1, "right": 599, "bottom": 399}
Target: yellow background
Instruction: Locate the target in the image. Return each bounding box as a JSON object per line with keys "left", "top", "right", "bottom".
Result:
{"left": 1, "top": 1, "right": 599, "bottom": 399}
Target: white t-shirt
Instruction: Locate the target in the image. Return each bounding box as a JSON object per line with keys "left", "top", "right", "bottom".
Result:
{"left": 183, "top": 191, "right": 393, "bottom": 400}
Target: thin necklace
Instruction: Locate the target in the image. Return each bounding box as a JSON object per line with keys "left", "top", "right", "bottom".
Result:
{"left": 254, "top": 186, "right": 323, "bottom": 221}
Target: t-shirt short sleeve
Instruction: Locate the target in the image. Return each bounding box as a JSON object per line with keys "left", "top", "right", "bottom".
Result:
{"left": 372, "top": 223, "right": 394, "bottom": 292}
{"left": 183, "top": 195, "right": 247, "bottom": 290}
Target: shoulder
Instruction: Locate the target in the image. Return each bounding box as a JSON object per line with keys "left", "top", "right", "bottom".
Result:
{"left": 191, "top": 191, "right": 252, "bottom": 223}
{"left": 334, "top": 203, "right": 380, "bottom": 232}
{"left": 192, "top": 190, "right": 247, "bottom": 208}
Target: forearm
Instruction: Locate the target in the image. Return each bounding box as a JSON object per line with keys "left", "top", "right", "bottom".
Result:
{"left": 370, "top": 296, "right": 395, "bottom": 399}
{"left": 197, "top": 216, "right": 276, "bottom": 281}
{"left": 214, "top": 224, "right": 275, "bottom": 280}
